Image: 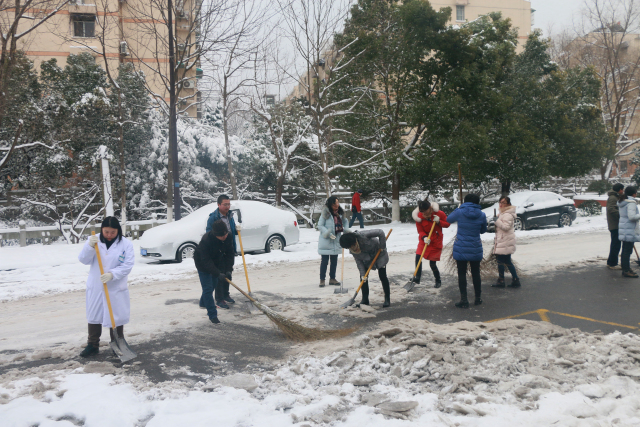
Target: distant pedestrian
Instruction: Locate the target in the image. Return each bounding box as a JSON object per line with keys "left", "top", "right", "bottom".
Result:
{"left": 411, "top": 201, "right": 449, "bottom": 288}
{"left": 349, "top": 189, "right": 365, "bottom": 228}
{"left": 194, "top": 220, "right": 236, "bottom": 323}
{"left": 206, "top": 194, "right": 238, "bottom": 308}
{"left": 491, "top": 196, "right": 520, "bottom": 288}
{"left": 317, "top": 196, "right": 351, "bottom": 287}
{"left": 446, "top": 193, "right": 487, "bottom": 308}
{"left": 77, "top": 217, "right": 135, "bottom": 358}
{"left": 617, "top": 186, "right": 640, "bottom": 278}
{"left": 339, "top": 229, "right": 391, "bottom": 307}
{"left": 607, "top": 183, "right": 625, "bottom": 269}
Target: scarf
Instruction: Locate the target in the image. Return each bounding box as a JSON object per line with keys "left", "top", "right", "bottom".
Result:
{"left": 333, "top": 211, "right": 344, "bottom": 234}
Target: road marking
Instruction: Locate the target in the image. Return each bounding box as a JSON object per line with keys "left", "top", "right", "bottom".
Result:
{"left": 485, "top": 309, "right": 637, "bottom": 330}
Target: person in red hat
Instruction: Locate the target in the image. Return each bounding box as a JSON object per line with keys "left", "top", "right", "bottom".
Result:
{"left": 411, "top": 200, "right": 449, "bottom": 288}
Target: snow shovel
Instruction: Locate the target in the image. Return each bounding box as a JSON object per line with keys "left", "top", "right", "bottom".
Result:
{"left": 341, "top": 229, "right": 393, "bottom": 308}
{"left": 237, "top": 227, "right": 259, "bottom": 314}
{"left": 404, "top": 221, "right": 437, "bottom": 292}
{"left": 92, "top": 231, "right": 137, "bottom": 363}
{"left": 334, "top": 249, "right": 349, "bottom": 294}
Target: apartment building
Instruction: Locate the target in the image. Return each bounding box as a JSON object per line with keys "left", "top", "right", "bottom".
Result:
{"left": 12, "top": 0, "right": 200, "bottom": 117}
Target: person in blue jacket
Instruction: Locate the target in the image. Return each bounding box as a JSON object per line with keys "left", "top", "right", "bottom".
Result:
{"left": 205, "top": 194, "right": 238, "bottom": 309}
{"left": 446, "top": 193, "right": 487, "bottom": 308}
{"left": 317, "top": 196, "right": 351, "bottom": 287}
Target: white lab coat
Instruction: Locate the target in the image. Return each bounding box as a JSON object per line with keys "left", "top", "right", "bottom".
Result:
{"left": 78, "top": 235, "right": 135, "bottom": 327}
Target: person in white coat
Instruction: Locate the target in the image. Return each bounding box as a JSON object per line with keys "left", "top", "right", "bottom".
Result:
{"left": 78, "top": 217, "right": 135, "bottom": 357}
{"left": 491, "top": 196, "right": 520, "bottom": 288}
{"left": 617, "top": 186, "right": 640, "bottom": 278}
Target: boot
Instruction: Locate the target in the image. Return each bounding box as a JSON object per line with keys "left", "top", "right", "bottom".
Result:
{"left": 622, "top": 270, "right": 639, "bottom": 278}
{"left": 360, "top": 281, "right": 370, "bottom": 305}
{"left": 381, "top": 279, "right": 391, "bottom": 308}
{"left": 474, "top": 297, "right": 483, "bottom": 305}
{"left": 80, "top": 344, "right": 99, "bottom": 358}
{"left": 492, "top": 278, "right": 505, "bottom": 288}
{"left": 507, "top": 278, "right": 521, "bottom": 288}
{"left": 329, "top": 278, "right": 340, "bottom": 286}
{"left": 434, "top": 279, "right": 441, "bottom": 289}
{"left": 455, "top": 300, "right": 469, "bottom": 308}
{"left": 319, "top": 280, "right": 326, "bottom": 287}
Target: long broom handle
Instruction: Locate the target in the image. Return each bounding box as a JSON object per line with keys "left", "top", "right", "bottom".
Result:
{"left": 634, "top": 245, "right": 640, "bottom": 261}
{"left": 413, "top": 221, "right": 437, "bottom": 277}
{"left": 352, "top": 229, "right": 393, "bottom": 296}
{"left": 225, "top": 278, "right": 255, "bottom": 303}
{"left": 91, "top": 231, "right": 117, "bottom": 331}
{"left": 237, "top": 229, "right": 251, "bottom": 293}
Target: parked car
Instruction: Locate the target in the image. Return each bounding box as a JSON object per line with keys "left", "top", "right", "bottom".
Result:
{"left": 482, "top": 191, "right": 577, "bottom": 232}
{"left": 139, "top": 200, "right": 300, "bottom": 262}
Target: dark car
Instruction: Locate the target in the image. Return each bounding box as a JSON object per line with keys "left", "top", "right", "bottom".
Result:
{"left": 483, "top": 191, "right": 577, "bottom": 232}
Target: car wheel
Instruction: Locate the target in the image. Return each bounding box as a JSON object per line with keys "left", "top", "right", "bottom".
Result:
{"left": 264, "top": 235, "right": 285, "bottom": 253}
{"left": 514, "top": 217, "right": 525, "bottom": 231}
{"left": 558, "top": 213, "right": 572, "bottom": 228}
{"left": 176, "top": 243, "right": 196, "bottom": 262}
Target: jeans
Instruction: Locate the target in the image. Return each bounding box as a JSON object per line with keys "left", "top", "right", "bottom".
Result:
{"left": 621, "top": 241, "right": 634, "bottom": 272}
{"left": 496, "top": 254, "right": 518, "bottom": 279}
{"left": 361, "top": 267, "right": 390, "bottom": 301}
{"left": 198, "top": 270, "right": 218, "bottom": 319}
{"left": 456, "top": 260, "right": 481, "bottom": 301}
{"left": 215, "top": 271, "right": 232, "bottom": 303}
{"left": 414, "top": 254, "right": 440, "bottom": 282}
{"left": 320, "top": 254, "right": 338, "bottom": 280}
{"left": 349, "top": 211, "right": 364, "bottom": 228}
{"left": 608, "top": 229, "right": 622, "bottom": 267}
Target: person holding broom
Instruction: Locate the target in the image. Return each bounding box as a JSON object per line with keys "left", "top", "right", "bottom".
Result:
{"left": 339, "top": 229, "right": 391, "bottom": 307}
{"left": 411, "top": 200, "right": 449, "bottom": 288}
{"left": 206, "top": 194, "right": 238, "bottom": 309}
{"left": 317, "top": 196, "right": 351, "bottom": 287}
{"left": 491, "top": 196, "right": 520, "bottom": 288}
{"left": 446, "top": 193, "right": 487, "bottom": 308}
{"left": 77, "top": 217, "right": 135, "bottom": 358}
{"left": 194, "top": 220, "right": 236, "bottom": 323}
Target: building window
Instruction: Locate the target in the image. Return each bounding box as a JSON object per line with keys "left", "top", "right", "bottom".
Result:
{"left": 72, "top": 14, "right": 95, "bottom": 38}
{"left": 620, "top": 160, "right": 628, "bottom": 172}
{"left": 456, "top": 5, "right": 465, "bottom": 21}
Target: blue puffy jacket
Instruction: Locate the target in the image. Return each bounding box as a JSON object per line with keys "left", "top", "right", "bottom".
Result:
{"left": 317, "top": 206, "right": 351, "bottom": 255}
{"left": 446, "top": 202, "right": 487, "bottom": 261}
{"left": 618, "top": 198, "right": 640, "bottom": 242}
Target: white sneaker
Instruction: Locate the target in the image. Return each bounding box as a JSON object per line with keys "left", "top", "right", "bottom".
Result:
{"left": 607, "top": 265, "right": 622, "bottom": 270}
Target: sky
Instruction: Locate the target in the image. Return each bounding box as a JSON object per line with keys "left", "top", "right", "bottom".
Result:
{"left": 531, "top": 0, "right": 586, "bottom": 36}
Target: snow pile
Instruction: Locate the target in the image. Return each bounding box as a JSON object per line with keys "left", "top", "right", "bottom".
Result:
{"left": 2, "top": 318, "right": 640, "bottom": 426}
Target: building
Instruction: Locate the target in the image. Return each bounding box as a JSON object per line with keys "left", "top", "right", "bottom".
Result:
{"left": 11, "top": 0, "right": 200, "bottom": 117}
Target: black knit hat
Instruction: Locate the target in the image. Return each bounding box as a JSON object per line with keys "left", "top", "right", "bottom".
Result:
{"left": 211, "top": 220, "right": 229, "bottom": 237}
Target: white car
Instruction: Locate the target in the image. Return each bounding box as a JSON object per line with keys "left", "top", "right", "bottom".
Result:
{"left": 139, "top": 200, "right": 300, "bottom": 262}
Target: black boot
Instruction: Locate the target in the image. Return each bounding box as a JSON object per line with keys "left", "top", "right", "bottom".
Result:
{"left": 360, "top": 281, "right": 370, "bottom": 305}
{"left": 492, "top": 278, "right": 505, "bottom": 288}
{"left": 507, "top": 278, "right": 521, "bottom": 288}
{"left": 383, "top": 294, "right": 390, "bottom": 308}
{"left": 381, "top": 276, "right": 391, "bottom": 308}
{"left": 455, "top": 299, "right": 469, "bottom": 308}
{"left": 434, "top": 279, "right": 441, "bottom": 288}
{"left": 474, "top": 297, "right": 483, "bottom": 305}
{"left": 80, "top": 344, "right": 99, "bottom": 358}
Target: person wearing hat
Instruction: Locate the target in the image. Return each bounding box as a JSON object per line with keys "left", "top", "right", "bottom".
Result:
{"left": 349, "top": 189, "right": 365, "bottom": 228}
{"left": 193, "top": 220, "right": 236, "bottom": 324}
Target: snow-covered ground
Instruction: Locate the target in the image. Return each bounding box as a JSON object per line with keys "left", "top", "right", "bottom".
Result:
{"left": 0, "top": 212, "right": 607, "bottom": 302}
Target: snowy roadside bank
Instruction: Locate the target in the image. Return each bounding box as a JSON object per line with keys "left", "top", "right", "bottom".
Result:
{"left": 2, "top": 317, "right": 640, "bottom": 426}
{"left": 0, "top": 214, "right": 608, "bottom": 302}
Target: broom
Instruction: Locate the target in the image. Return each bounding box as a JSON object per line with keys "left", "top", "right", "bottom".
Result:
{"left": 225, "top": 278, "right": 356, "bottom": 342}
{"left": 442, "top": 239, "right": 521, "bottom": 280}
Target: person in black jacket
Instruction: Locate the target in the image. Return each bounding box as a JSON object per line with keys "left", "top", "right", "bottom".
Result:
{"left": 194, "top": 220, "right": 235, "bottom": 324}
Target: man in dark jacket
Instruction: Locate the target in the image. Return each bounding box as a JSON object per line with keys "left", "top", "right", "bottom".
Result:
{"left": 607, "top": 183, "right": 625, "bottom": 269}
{"left": 194, "top": 220, "right": 235, "bottom": 324}
{"left": 339, "top": 229, "right": 391, "bottom": 307}
{"left": 206, "top": 194, "right": 238, "bottom": 308}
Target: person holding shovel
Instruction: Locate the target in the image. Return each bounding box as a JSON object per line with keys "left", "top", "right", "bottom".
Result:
{"left": 492, "top": 196, "right": 520, "bottom": 288}
{"left": 206, "top": 194, "right": 238, "bottom": 308}
{"left": 411, "top": 200, "right": 449, "bottom": 288}
{"left": 317, "top": 196, "right": 351, "bottom": 287}
{"left": 77, "top": 217, "right": 135, "bottom": 358}
{"left": 194, "top": 220, "right": 236, "bottom": 323}
{"left": 339, "top": 229, "right": 391, "bottom": 307}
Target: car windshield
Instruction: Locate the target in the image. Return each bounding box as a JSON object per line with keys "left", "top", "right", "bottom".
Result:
{"left": 504, "top": 192, "right": 534, "bottom": 206}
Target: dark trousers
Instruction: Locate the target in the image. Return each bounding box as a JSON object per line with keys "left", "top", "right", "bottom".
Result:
{"left": 414, "top": 254, "right": 440, "bottom": 282}
{"left": 198, "top": 270, "right": 219, "bottom": 319}
{"left": 320, "top": 254, "right": 338, "bottom": 280}
{"left": 456, "top": 260, "right": 481, "bottom": 302}
{"left": 621, "top": 241, "right": 634, "bottom": 272}
{"left": 88, "top": 323, "right": 123, "bottom": 347}
{"left": 215, "top": 272, "right": 232, "bottom": 303}
{"left": 496, "top": 254, "right": 518, "bottom": 279}
{"left": 349, "top": 212, "right": 364, "bottom": 228}
{"left": 608, "top": 229, "right": 622, "bottom": 267}
{"left": 361, "top": 267, "right": 390, "bottom": 301}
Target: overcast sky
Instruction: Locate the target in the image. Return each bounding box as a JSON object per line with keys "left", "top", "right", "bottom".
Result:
{"left": 531, "top": 0, "right": 586, "bottom": 36}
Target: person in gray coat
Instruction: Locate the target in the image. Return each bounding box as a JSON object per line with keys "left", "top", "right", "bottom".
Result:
{"left": 339, "top": 229, "right": 391, "bottom": 307}
{"left": 317, "top": 196, "right": 351, "bottom": 287}
{"left": 606, "top": 183, "right": 624, "bottom": 269}
{"left": 617, "top": 186, "right": 640, "bottom": 278}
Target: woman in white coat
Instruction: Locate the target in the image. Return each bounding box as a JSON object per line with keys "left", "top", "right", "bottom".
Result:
{"left": 78, "top": 217, "right": 135, "bottom": 357}
{"left": 491, "top": 196, "right": 520, "bottom": 288}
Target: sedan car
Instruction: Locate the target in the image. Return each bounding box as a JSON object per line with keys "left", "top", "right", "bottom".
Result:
{"left": 139, "top": 200, "right": 300, "bottom": 262}
{"left": 483, "top": 191, "right": 577, "bottom": 232}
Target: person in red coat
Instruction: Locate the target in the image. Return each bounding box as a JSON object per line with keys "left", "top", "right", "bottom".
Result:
{"left": 349, "top": 189, "right": 364, "bottom": 228}
{"left": 412, "top": 200, "right": 450, "bottom": 288}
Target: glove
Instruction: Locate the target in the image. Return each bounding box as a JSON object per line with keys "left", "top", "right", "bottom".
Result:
{"left": 225, "top": 271, "right": 232, "bottom": 280}
{"left": 219, "top": 273, "right": 228, "bottom": 283}
{"left": 89, "top": 235, "right": 99, "bottom": 248}
{"left": 100, "top": 272, "right": 113, "bottom": 283}
{"left": 329, "top": 234, "right": 336, "bottom": 240}
{"left": 236, "top": 223, "right": 242, "bottom": 231}
{"left": 433, "top": 215, "right": 440, "bottom": 224}
{"left": 423, "top": 237, "right": 431, "bottom": 245}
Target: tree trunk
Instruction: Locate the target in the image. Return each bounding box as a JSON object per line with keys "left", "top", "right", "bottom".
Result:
{"left": 223, "top": 114, "right": 238, "bottom": 199}
{"left": 118, "top": 97, "right": 126, "bottom": 233}
{"left": 275, "top": 173, "right": 285, "bottom": 207}
{"left": 501, "top": 180, "right": 511, "bottom": 196}
{"left": 391, "top": 172, "right": 400, "bottom": 222}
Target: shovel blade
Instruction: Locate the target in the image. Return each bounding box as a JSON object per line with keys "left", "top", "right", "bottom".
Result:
{"left": 109, "top": 337, "right": 137, "bottom": 363}
{"left": 341, "top": 296, "right": 356, "bottom": 308}
{"left": 403, "top": 280, "right": 417, "bottom": 292}
{"left": 244, "top": 300, "right": 260, "bottom": 314}
{"left": 333, "top": 287, "right": 349, "bottom": 294}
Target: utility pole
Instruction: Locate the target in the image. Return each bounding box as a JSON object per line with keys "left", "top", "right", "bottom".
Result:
{"left": 168, "top": 0, "right": 182, "bottom": 220}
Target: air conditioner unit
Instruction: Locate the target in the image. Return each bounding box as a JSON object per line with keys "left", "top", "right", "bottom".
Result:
{"left": 182, "top": 80, "right": 193, "bottom": 88}
{"left": 119, "top": 41, "right": 129, "bottom": 56}
{"left": 177, "top": 43, "right": 186, "bottom": 52}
